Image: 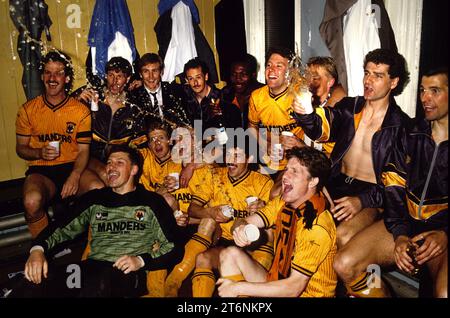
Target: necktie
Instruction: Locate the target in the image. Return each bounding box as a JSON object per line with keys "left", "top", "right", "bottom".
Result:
{"left": 150, "top": 92, "right": 163, "bottom": 119}
{"left": 150, "top": 92, "right": 158, "bottom": 108}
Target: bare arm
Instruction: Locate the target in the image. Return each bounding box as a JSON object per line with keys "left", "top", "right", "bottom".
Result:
{"left": 188, "top": 202, "right": 230, "bottom": 223}
{"left": 16, "top": 135, "right": 58, "bottom": 161}
{"left": 61, "top": 143, "right": 90, "bottom": 198}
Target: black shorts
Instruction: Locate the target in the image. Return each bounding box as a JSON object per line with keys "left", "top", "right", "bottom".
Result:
{"left": 26, "top": 163, "right": 74, "bottom": 194}
{"left": 327, "top": 172, "right": 377, "bottom": 200}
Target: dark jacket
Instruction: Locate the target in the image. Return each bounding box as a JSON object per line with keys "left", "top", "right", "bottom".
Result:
{"left": 128, "top": 81, "right": 190, "bottom": 128}
{"left": 183, "top": 84, "right": 242, "bottom": 133}
{"left": 222, "top": 81, "right": 265, "bottom": 129}
{"left": 293, "top": 96, "right": 410, "bottom": 209}
{"left": 382, "top": 118, "right": 448, "bottom": 239}
{"left": 71, "top": 86, "right": 147, "bottom": 162}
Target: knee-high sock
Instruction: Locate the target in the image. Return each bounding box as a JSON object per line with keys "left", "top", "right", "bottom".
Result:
{"left": 346, "top": 271, "right": 391, "bottom": 297}
{"left": 221, "top": 273, "right": 245, "bottom": 282}
{"left": 144, "top": 269, "right": 168, "bottom": 297}
{"left": 164, "top": 233, "right": 211, "bottom": 297}
{"left": 220, "top": 273, "right": 248, "bottom": 297}
{"left": 192, "top": 268, "right": 216, "bottom": 297}
{"left": 28, "top": 214, "right": 48, "bottom": 239}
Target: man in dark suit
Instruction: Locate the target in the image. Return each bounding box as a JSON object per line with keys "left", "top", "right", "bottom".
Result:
{"left": 129, "top": 53, "right": 189, "bottom": 129}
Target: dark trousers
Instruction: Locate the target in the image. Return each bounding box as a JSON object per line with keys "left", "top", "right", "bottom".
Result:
{"left": 9, "top": 259, "right": 148, "bottom": 298}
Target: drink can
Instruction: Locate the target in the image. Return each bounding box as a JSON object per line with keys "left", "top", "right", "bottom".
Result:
{"left": 90, "top": 100, "right": 99, "bottom": 111}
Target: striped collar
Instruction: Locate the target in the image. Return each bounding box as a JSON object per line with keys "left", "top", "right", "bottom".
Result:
{"left": 228, "top": 169, "right": 251, "bottom": 186}
{"left": 269, "top": 87, "right": 288, "bottom": 101}
{"left": 43, "top": 94, "right": 70, "bottom": 111}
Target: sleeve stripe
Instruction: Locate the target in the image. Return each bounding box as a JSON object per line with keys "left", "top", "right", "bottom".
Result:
{"left": 76, "top": 131, "right": 92, "bottom": 138}
{"left": 256, "top": 245, "right": 274, "bottom": 255}
{"left": 16, "top": 133, "right": 31, "bottom": 137}
{"left": 382, "top": 170, "right": 406, "bottom": 188}
{"left": 315, "top": 107, "right": 331, "bottom": 141}
{"left": 383, "top": 162, "right": 406, "bottom": 177}
{"left": 255, "top": 211, "right": 270, "bottom": 228}
{"left": 191, "top": 195, "right": 207, "bottom": 206}
{"left": 291, "top": 264, "right": 314, "bottom": 277}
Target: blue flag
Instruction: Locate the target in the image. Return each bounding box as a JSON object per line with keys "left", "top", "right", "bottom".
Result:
{"left": 88, "top": 0, "right": 137, "bottom": 78}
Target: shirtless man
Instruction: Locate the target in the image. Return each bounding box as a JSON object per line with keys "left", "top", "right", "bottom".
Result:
{"left": 292, "top": 49, "right": 410, "bottom": 250}
{"left": 330, "top": 67, "right": 448, "bottom": 298}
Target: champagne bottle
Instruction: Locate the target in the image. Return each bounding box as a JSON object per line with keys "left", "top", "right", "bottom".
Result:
{"left": 406, "top": 238, "right": 425, "bottom": 276}
{"left": 210, "top": 98, "right": 228, "bottom": 145}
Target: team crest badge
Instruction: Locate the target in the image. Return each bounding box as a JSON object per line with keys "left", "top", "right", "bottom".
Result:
{"left": 124, "top": 118, "right": 133, "bottom": 130}
{"left": 95, "top": 212, "right": 108, "bottom": 220}
{"left": 66, "top": 121, "right": 76, "bottom": 134}
{"left": 406, "top": 155, "right": 411, "bottom": 164}
{"left": 135, "top": 209, "right": 145, "bottom": 221}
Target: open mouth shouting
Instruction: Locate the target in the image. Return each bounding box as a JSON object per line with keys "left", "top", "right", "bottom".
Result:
{"left": 281, "top": 180, "right": 293, "bottom": 199}
{"left": 107, "top": 170, "right": 119, "bottom": 185}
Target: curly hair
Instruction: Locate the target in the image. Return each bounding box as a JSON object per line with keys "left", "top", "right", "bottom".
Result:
{"left": 105, "top": 56, "right": 132, "bottom": 78}
{"left": 40, "top": 50, "right": 74, "bottom": 93}
{"left": 286, "top": 146, "right": 331, "bottom": 192}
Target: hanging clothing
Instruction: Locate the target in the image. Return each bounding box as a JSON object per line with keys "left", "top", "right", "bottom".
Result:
{"left": 158, "top": 0, "right": 200, "bottom": 24}
{"left": 9, "top": 0, "right": 52, "bottom": 100}
{"left": 343, "top": 0, "right": 380, "bottom": 96}
{"left": 161, "top": 1, "right": 197, "bottom": 83}
{"left": 87, "top": 0, "right": 137, "bottom": 79}
{"left": 155, "top": 2, "right": 219, "bottom": 83}
{"left": 319, "top": 0, "right": 397, "bottom": 93}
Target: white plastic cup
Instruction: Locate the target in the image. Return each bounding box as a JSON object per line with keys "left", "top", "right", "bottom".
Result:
{"left": 295, "top": 90, "right": 314, "bottom": 114}
{"left": 245, "top": 196, "right": 258, "bottom": 206}
{"left": 49, "top": 141, "right": 60, "bottom": 155}
{"left": 272, "top": 143, "right": 283, "bottom": 161}
{"left": 221, "top": 205, "right": 234, "bottom": 218}
{"left": 173, "top": 210, "right": 183, "bottom": 218}
{"left": 281, "top": 131, "right": 294, "bottom": 137}
{"left": 244, "top": 224, "right": 260, "bottom": 242}
{"left": 168, "top": 172, "right": 180, "bottom": 190}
